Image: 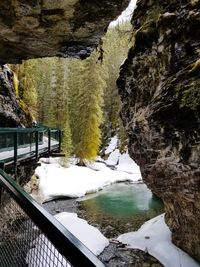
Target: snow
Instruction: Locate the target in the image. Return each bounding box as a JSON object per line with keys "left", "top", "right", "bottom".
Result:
{"left": 116, "top": 152, "right": 140, "bottom": 174}
{"left": 36, "top": 157, "right": 142, "bottom": 202}
{"left": 55, "top": 212, "right": 109, "bottom": 255}
{"left": 35, "top": 135, "right": 142, "bottom": 202}
{"left": 104, "top": 136, "right": 118, "bottom": 154}
{"left": 109, "top": 0, "right": 137, "bottom": 27}
{"left": 104, "top": 149, "right": 141, "bottom": 175}
{"left": 26, "top": 212, "right": 109, "bottom": 267}
{"left": 105, "top": 149, "right": 121, "bottom": 165}
{"left": 117, "top": 214, "right": 200, "bottom": 267}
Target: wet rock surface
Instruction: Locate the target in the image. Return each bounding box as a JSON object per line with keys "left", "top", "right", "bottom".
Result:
{"left": 117, "top": 0, "right": 200, "bottom": 261}
{"left": 99, "top": 242, "right": 162, "bottom": 267}
{"left": 0, "top": 0, "right": 129, "bottom": 63}
{"left": 0, "top": 65, "right": 32, "bottom": 127}
{"left": 43, "top": 198, "right": 163, "bottom": 266}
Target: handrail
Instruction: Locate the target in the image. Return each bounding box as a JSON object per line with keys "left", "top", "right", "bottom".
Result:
{"left": 0, "top": 127, "right": 46, "bottom": 132}
{"left": 0, "top": 169, "right": 106, "bottom": 267}
{"left": 0, "top": 127, "right": 62, "bottom": 166}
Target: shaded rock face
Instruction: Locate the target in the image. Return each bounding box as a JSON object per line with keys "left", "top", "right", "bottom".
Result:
{"left": 0, "top": 65, "right": 32, "bottom": 127}
{"left": 118, "top": 0, "right": 200, "bottom": 261}
{"left": 0, "top": 0, "right": 129, "bottom": 63}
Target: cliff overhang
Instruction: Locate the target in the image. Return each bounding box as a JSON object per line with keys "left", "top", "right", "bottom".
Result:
{"left": 0, "top": 0, "right": 129, "bottom": 63}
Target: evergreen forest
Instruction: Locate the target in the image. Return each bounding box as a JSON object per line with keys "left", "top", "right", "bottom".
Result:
{"left": 11, "top": 22, "right": 133, "bottom": 165}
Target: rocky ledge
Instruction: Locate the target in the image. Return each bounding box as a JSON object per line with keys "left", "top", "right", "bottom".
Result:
{"left": 0, "top": 0, "right": 129, "bottom": 63}
{"left": 117, "top": 0, "right": 200, "bottom": 261}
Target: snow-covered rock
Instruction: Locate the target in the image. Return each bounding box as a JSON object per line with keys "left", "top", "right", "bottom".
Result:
{"left": 118, "top": 214, "right": 200, "bottom": 267}
{"left": 36, "top": 155, "right": 141, "bottom": 202}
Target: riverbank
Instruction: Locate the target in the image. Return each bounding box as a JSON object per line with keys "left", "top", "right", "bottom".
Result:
{"left": 43, "top": 196, "right": 163, "bottom": 267}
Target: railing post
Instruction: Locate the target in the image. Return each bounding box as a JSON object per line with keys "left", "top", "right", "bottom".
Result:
{"left": 35, "top": 130, "right": 39, "bottom": 159}
{"left": 0, "top": 162, "right": 4, "bottom": 206}
{"left": 48, "top": 129, "right": 51, "bottom": 155}
{"left": 0, "top": 162, "right": 4, "bottom": 170}
{"left": 58, "top": 129, "right": 62, "bottom": 153}
{"left": 30, "top": 131, "right": 32, "bottom": 152}
{"left": 14, "top": 131, "right": 18, "bottom": 178}
{"left": 0, "top": 184, "right": 2, "bottom": 207}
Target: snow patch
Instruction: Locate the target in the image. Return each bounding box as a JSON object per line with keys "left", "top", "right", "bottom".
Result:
{"left": 109, "top": 0, "right": 137, "bottom": 27}
{"left": 105, "top": 148, "right": 141, "bottom": 175}
{"left": 117, "top": 214, "right": 200, "bottom": 267}
{"left": 55, "top": 212, "right": 109, "bottom": 255}
{"left": 104, "top": 136, "right": 118, "bottom": 154}
{"left": 35, "top": 136, "right": 142, "bottom": 202}
{"left": 106, "top": 149, "right": 121, "bottom": 165}
{"left": 36, "top": 161, "right": 141, "bottom": 202}
{"left": 26, "top": 212, "right": 109, "bottom": 267}
{"left": 116, "top": 152, "right": 140, "bottom": 174}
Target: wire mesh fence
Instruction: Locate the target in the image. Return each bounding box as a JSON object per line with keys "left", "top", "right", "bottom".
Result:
{"left": 0, "top": 170, "right": 106, "bottom": 267}
{"left": 0, "top": 193, "right": 72, "bottom": 267}
{"left": 0, "top": 126, "right": 104, "bottom": 266}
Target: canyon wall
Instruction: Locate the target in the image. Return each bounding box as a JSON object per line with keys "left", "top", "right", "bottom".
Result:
{"left": 0, "top": 65, "right": 32, "bottom": 127}
{"left": 0, "top": 0, "right": 129, "bottom": 63}
{"left": 117, "top": 0, "right": 200, "bottom": 261}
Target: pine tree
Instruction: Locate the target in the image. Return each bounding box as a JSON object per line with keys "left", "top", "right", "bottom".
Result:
{"left": 38, "top": 57, "right": 73, "bottom": 162}
{"left": 72, "top": 52, "right": 105, "bottom": 164}
{"left": 8, "top": 21, "right": 132, "bottom": 164}
{"left": 60, "top": 119, "right": 72, "bottom": 166}
{"left": 11, "top": 60, "right": 38, "bottom": 120}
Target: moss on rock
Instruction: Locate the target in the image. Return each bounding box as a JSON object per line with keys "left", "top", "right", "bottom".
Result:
{"left": 118, "top": 0, "right": 200, "bottom": 261}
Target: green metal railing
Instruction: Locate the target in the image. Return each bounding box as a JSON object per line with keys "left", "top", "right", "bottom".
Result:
{"left": 0, "top": 169, "right": 106, "bottom": 267}
{"left": 0, "top": 127, "right": 62, "bottom": 167}
{"left": 0, "top": 126, "right": 106, "bottom": 267}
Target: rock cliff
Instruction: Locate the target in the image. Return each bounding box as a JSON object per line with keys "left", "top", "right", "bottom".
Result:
{"left": 0, "top": 0, "right": 128, "bottom": 63}
{"left": 117, "top": 0, "right": 200, "bottom": 261}
{"left": 0, "top": 65, "right": 32, "bottom": 127}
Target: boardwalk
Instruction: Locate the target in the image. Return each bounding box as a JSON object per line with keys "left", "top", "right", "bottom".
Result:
{"left": 0, "top": 127, "right": 61, "bottom": 167}
{"left": 0, "top": 136, "right": 59, "bottom": 164}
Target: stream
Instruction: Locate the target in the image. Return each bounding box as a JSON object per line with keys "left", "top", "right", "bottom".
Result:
{"left": 44, "top": 182, "right": 164, "bottom": 238}
{"left": 78, "top": 182, "right": 164, "bottom": 238}
{"left": 43, "top": 182, "right": 164, "bottom": 267}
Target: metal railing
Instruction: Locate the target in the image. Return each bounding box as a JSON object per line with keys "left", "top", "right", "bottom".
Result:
{"left": 0, "top": 127, "right": 62, "bottom": 166}
{"left": 0, "top": 169, "right": 106, "bottom": 267}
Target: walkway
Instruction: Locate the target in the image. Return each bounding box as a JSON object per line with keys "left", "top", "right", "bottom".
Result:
{"left": 0, "top": 127, "right": 61, "bottom": 167}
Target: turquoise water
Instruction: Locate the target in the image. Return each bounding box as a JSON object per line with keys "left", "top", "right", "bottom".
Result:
{"left": 79, "top": 183, "right": 164, "bottom": 237}
{"left": 81, "top": 183, "right": 164, "bottom": 219}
